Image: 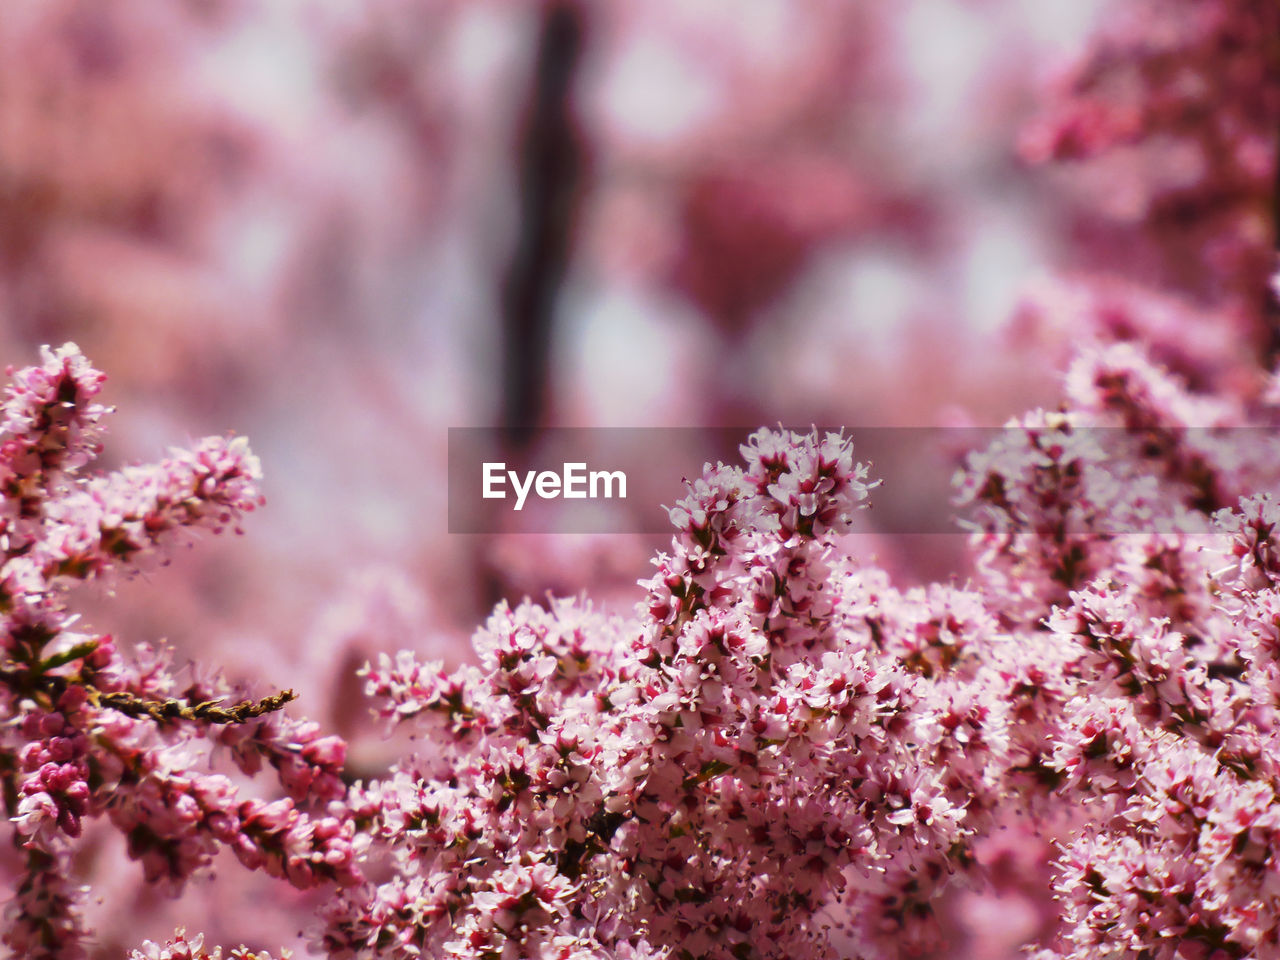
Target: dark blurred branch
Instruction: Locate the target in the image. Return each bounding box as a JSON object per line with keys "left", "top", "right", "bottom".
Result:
{"left": 1268, "top": 120, "right": 1280, "bottom": 368}
{"left": 499, "top": 1, "right": 585, "bottom": 449}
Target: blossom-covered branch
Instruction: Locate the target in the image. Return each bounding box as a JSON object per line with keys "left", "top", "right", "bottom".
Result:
{"left": 0, "top": 345, "right": 355, "bottom": 960}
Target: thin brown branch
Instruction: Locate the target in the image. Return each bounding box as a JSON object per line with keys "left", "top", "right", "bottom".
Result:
{"left": 93, "top": 688, "right": 296, "bottom": 724}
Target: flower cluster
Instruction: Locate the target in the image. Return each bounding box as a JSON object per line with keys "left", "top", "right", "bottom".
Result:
{"left": 327, "top": 390, "right": 1280, "bottom": 959}
{"left": 322, "top": 430, "right": 1001, "bottom": 958}
{"left": 947, "top": 347, "right": 1280, "bottom": 957}
{"left": 1022, "top": 0, "right": 1280, "bottom": 341}
{"left": 0, "top": 345, "right": 358, "bottom": 960}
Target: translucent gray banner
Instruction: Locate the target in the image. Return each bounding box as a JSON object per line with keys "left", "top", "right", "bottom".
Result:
{"left": 447, "top": 426, "right": 1276, "bottom": 534}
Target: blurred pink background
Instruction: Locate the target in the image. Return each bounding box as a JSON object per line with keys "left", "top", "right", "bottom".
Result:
{"left": 3, "top": 0, "right": 1209, "bottom": 954}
